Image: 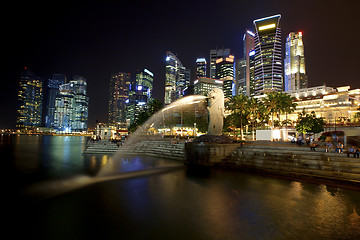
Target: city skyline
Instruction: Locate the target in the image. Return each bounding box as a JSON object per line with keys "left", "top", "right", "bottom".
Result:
{"left": 2, "top": 0, "right": 360, "bottom": 128}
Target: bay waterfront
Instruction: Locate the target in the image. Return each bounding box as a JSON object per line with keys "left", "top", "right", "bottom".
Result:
{"left": 2, "top": 135, "right": 360, "bottom": 239}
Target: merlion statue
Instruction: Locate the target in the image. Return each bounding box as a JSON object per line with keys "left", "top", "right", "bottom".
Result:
{"left": 207, "top": 88, "right": 224, "bottom": 135}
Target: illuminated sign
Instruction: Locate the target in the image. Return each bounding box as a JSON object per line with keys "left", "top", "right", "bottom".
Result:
{"left": 249, "top": 50, "right": 255, "bottom": 56}
{"left": 259, "top": 23, "right": 276, "bottom": 31}
{"left": 137, "top": 85, "right": 143, "bottom": 91}
{"left": 246, "top": 30, "right": 255, "bottom": 37}
{"left": 215, "top": 80, "right": 223, "bottom": 84}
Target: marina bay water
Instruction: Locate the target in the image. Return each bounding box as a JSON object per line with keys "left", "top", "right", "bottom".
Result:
{"left": 2, "top": 134, "right": 360, "bottom": 239}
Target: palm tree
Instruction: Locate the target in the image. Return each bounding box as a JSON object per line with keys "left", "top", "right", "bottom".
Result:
{"left": 227, "top": 95, "right": 249, "bottom": 140}
{"left": 247, "top": 97, "right": 260, "bottom": 140}
{"left": 264, "top": 92, "right": 281, "bottom": 128}
{"left": 280, "top": 93, "right": 297, "bottom": 128}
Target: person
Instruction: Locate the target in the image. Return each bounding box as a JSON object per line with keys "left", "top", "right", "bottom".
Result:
{"left": 347, "top": 146, "right": 356, "bottom": 157}
{"left": 310, "top": 142, "right": 319, "bottom": 151}
{"left": 335, "top": 141, "right": 343, "bottom": 153}
{"left": 355, "top": 148, "right": 360, "bottom": 158}
{"left": 326, "top": 142, "right": 333, "bottom": 153}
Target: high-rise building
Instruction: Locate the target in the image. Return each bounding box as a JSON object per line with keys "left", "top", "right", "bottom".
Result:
{"left": 135, "top": 69, "right": 154, "bottom": 100}
{"left": 108, "top": 72, "right": 131, "bottom": 124}
{"left": 253, "top": 14, "right": 283, "bottom": 95}
{"left": 238, "top": 30, "right": 255, "bottom": 96}
{"left": 209, "top": 48, "right": 231, "bottom": 79}
{"left": 284, "top": 32, "right": 308, "bottom": 91}
{"left": 196, "top": 58, "right": 207, "bottom": 79}
{"left": 16, "top": 68, "right": 43, "bottom": 132}
{"left": 216, "top": 55, "right": 235, "bottom": 98}
{"left": 126, "top": 69, "right": 154, "bottom": 125}
{"left": 165, "top": 51, "right": 190, "bottom": 104}
{"left": 53, "top": 76, "right": 89, "bottom": 132}
{"left": 44, "top": 74, "right": 66, "bottom": 128}
{"left": 194, "top": 77, "right": 223, "bottom": 96}
{"left": 70, "top": 76, "right": 89, "bottom": 132}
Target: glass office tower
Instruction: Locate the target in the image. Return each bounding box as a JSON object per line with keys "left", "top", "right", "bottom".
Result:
{"left": 209, "top": 48, "right": 231, "bottom": 79}
{"left": 253, "top": 14, "right": 283, "bottom": 95}
{"left": 196, "top": 58, "right": 207, "bottom": 79}
{"left": 16, "top": 68, "right": 43, "bottom": 132}
{"left": 165, "top": 51, "right": 190, "bottom": 104}
{"left": 284, "top": 32, "right": 308, "bottom": 91}
{"left": 216, "top": 55, "right": 235, "bottom": 98}
{"left": 109, "top": 72, "right": 131, "bottom": 124}
{"left": 44, "top": 74, "right": 66, "bottom": 128}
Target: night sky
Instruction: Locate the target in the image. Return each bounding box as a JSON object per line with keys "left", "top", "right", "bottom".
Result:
{"left": 2, "top": 0, "right": 359, "bottom": 129}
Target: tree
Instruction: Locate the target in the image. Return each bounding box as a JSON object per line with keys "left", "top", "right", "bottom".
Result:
{"left": 226, "top": 95, "right": 249, "bottom": 139}
{"left": 247, "top": 97, "right": 260, "bottom": 140}
{"left": 295, "top": 109, "right": 326, "bottom": 136}
{"left": 263, "top": 92, "right": 281, "bottom": 128}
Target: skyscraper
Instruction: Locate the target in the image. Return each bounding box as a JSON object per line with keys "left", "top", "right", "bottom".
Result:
{"left": 284, "top": 32, "right": 308, "bottom": 91}
{"left": 253, "top": 14, "right": 283, "bottom": 95}
{"left": 16, "top": 68, "right": 43, "bottom": 132}
{"left": 44, "top": 74, "right": 66, "bottom": 128}
{"left": 216, "top": 55, "right": 235, "bottom": 98}
{"left": 53, "top": 76, "right": 89, "bottom": 132}
{"left": 135, "top": 69, "right": 154, "bottom": 100}
{"left": 196, "top": 58, "right": 207, "bottom": 79}
{"left": 126, "top": 69, "right": 154, "bottom": 125}
{"left": 109, "top": 72, "right": 131, "bottom": 124}
{"left": 209, "top": 48, "right": 231, "bottom": 79}
{"left": 165, "top": 51, "right": 190, "bottom": 105}
{"left": 237, "top": 30, "right": 255, "bottom": 96}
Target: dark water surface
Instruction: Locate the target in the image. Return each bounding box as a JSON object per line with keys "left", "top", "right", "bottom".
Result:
{"left": 2, "top": 135, "right": 360, "bottom": 239}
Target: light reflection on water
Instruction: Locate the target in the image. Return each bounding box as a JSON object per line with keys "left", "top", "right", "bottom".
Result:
{"left": 2, "top": 135, "right": 360, "bottom": 239}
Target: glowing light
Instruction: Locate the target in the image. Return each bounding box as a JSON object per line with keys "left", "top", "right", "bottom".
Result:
{"left": 259, "top": 23, "right": 276, "bottom": 31}
{"left": 273, "top": 129, "right": 281, "bottom": 139}
{"left": 249, "top": 50, "right": 255, "bottom": 56}
{"left": 144, "top": 69, "right": 153, "bottom": 76}
{"left": 215, "top": 80, "right": 223, "bottom": 84}
{"left": 246, "top": 30, "right": 255, "bottom": 37}
{"left": 299, "top": 31, "right": 302, "bottom": 36}
{"left": 196, "top": 58, "right": 206, "bottom": 63}
{"left": 137, "top": 85, "right": 143, "bottom": 91}
{"left": 166, "top": 56, "right": 170, "bottom": 61}
{"left": 194, "top": 80, "right": 199, "bottom": 85}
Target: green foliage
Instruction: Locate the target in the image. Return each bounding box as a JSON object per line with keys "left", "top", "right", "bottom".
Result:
{"left": 295, "top": 109, "right": 326, "bottom": 135}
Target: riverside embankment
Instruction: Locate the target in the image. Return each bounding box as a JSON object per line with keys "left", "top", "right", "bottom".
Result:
{"left": 85, "top": 138, "right": 360, "bottom": 187}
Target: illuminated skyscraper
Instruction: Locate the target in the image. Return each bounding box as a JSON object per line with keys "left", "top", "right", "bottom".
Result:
{"left": 126, "top": 69, "right": 154, "bottom": 125}
{"left": 237, "top": 30, "right": 255, "bottom": 96}
{"left": 209, "top": 48, "right": 231, "bottom": 79}
{"left": 16, "top": 68, "right": 43, "bottom": 132}
{"left": 253, "top": 14, "right": 283, "bottom": 95}
{"left": 109, "top": 72, "right": 131, "bottom": 124}
{"left": 284, "top": 32, "right": 308, "bottom": 91}
{"left": 44, "top": 74, "right": 66, "bottom": 128}
{"left": 165, "top": 51, "right": 190, "bottom": 104}
{"left": 196, "top": 58, "right": 207, "bottom": 79}
{"left": 135, "top": 69, "right": 154, "bottom": 100}
{"left": 54, "top": 76, "right": 89, "bottom": 132}
{"left": 216, "top": 55, "right": 235, "bottom": 98}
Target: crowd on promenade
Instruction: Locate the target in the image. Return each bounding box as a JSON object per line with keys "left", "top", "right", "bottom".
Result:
{"left": 291, "top": 135, "right": 360, "bottom": 158}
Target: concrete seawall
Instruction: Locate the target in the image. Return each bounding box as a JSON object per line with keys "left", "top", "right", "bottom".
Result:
{"left": 217, "top": 142, "right": 360, "bottom": 185}
{"left": 86, "top": 139, "right": 360, "bottom": 186}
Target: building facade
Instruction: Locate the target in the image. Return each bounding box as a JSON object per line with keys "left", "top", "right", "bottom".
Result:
{"left": 126, "top": 69, "right": 154, "bottom": 125}
{"left": 194, "top": 78, "right": 223, "bottom": 96}
{"left": 237, "top": 30, "right": 255, "bottom": 96}
{"left": 54, "top": 76, "right": 89, "bottom": 132}
{"left": 196, "top": 58, "right": 207, "bottom": 79}
{"left": 165, "top": 51, "right": 190, "bottom": 105}
{"left": 209, "top": 48, "right": 231, "bottom": 79}
{"left": 109, "top": 72, "right": 131, "bottom": 124}
{"left": 216, "top": 55, "right": 235, "bottom": 98}
{"left": 16, "top": 68, "right": 43, "bottom": 132}
{"left": 284, "top": 32, "right": 308, "bottom": 91}
{"left": 253, "top": 14, "right": 283, "bottom": 95}
{"left": 44, "top": 74, "right": 66, "bottom": 128}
